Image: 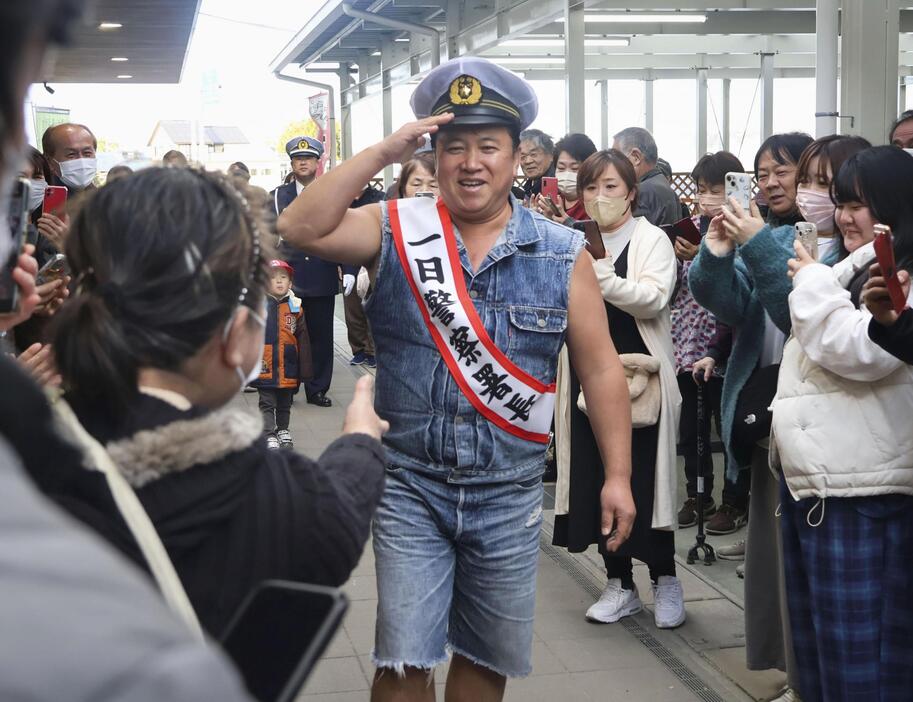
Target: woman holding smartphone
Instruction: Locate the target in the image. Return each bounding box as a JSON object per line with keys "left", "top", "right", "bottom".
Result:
{"left": 532, "top": 132, "right": 597, "bottom": 224}
{"left": 773, "top": 145, "right": 913, "bottom": 701}
{"left": 553, "top": 149, "right": 683, "bottom": 630}
{"left": 794, "top": 134, "right": 871, "bottom": 263}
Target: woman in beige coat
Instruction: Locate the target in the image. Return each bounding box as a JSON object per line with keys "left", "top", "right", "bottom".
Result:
{"left": 553, "top": 149, "right": 682, "bottom": 630}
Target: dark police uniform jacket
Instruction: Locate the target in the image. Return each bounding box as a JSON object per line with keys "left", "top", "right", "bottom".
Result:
{"left": 272, "top": 181, "right": 355, "bottom": 297}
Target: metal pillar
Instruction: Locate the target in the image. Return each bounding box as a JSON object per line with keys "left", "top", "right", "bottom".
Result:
{"left": 446, "top": 0, "right": 462, "bottom": 60}
{"left": 697, "top": 68, "right": 708, "bottom": 157}
{"left": 815, "top": 0, "right": 839, "bottom": 136}
{"left": 381, "top": 40, "right": 395, "bottom": 187}
{"left": 338, "top": 65, "right": 353, "bottom": 161}
{"left": 902, "top": 80, "right": 909, "bottom": 113}
{"left": 644, "top": 78, "right": 654, "bottom": 133}
{"left": 760, "top": 52, "right": 775, "bottom": 141}
{"left": 841, "top": 0, "right": 901, "bottom": 143}
{"left": 600, "top": 80, "right": 609, "bottom": 149}
{"left": 722, "top": 78, "right": 731, "bottom": 151}
{"left": 565, "top": 0, "right": 586, "bottom": 133}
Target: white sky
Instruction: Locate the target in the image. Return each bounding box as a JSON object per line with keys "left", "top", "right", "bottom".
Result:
{"left": 25, "top": 1, "right": 908, "bottom": 173}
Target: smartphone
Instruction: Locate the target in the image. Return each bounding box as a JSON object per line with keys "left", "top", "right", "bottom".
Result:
{"left": 724, "top": 172, "right": 753, "bottom": 213}
{"left": 795, "top": 222, "right": 818, "bottom": 260}
{"left": 414, "top": 191, "right": 436, "bottom": 199}
{"left": 36, "top": 253, "right": 69, "bottom": 286}
{"left": 540, "top": 176, "right": 559, "bottom": 204}
{"left": 42, "top": 185, "right": 68, "bottom": 217}
{"left": 220, "top": 581, "right": 349, "bottom": 702}
{"left": 573, "top": 219, "right": 606, "bottom": 260}
{"left": 873, "top": 224, "right": 908, "bottom": 314}
{"left": 667, "top": 217, "right": 702, "bottom": 247}
{"left": 0, "top": 179, "right": 32, "bottom": 313}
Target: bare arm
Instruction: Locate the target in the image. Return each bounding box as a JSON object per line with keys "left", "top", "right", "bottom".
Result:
{"left": 277, "top": 113, "right": 454, "bottom": 268}
{"left": 565, "top": 252, "right": 635, "bottom": 551}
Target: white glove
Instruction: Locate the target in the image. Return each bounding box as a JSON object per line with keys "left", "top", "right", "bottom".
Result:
{"left": 343, "top": 274, "right": 356, "bottom": 296}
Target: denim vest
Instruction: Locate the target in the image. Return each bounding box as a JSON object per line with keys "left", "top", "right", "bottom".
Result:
{"left": 364, "top": 195, "right": 584, "bottom": 484}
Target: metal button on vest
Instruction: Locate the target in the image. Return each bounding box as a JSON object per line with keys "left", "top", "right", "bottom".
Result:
{"left": 537, "top": 318, "right": 547, "bottom": 328}
{"left": 469, "top": 290, "right": 478, "bottom": 299}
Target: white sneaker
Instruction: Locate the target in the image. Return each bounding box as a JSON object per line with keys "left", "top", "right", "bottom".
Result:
{"left": 266, "top": 434, "right": 280, "bottom": 450}
{"left": 717, "top": 539, "right": 746, "bottom": 561}
{"left": 769, "top": 687, "right": 801, "bottom": 702}
{"left": 585, "top": 578, "right": 643, "bottom": 623}
{"left": 652, "top": 576, "right": 686, "bottom": 629}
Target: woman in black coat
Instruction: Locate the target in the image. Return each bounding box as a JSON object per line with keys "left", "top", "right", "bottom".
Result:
{"left": 36, "top": 167, "right": 388, "bottom": 636}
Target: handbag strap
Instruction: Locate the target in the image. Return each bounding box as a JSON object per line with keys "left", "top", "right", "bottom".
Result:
{"left": 49, "top": 393, "right": 204, "bottom": 641}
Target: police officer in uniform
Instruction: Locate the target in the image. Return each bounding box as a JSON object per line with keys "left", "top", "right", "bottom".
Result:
{"left": 272, "top": 136, "right": 354, "bottom": 407}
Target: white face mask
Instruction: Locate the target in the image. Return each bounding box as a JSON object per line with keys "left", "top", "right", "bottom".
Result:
{"left": 222, "top": 306, "right": 267, "bottom": 389}
{"left": 795, "top": 187, "right": 836, "bottom": 233}
{"left": 56, "top": 157, "right": 97, "bottom": 190}
{"left": 585, "top": 195, "right": 630, "bottom": 229}
{"left": 556, "top": 170, "right": 578, "bottom": 197}
{"left": 28, "top": 179, "right": 47, "bottom": 212}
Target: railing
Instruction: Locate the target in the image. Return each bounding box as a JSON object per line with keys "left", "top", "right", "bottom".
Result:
{"left": 369, "top": 174, "right": 761, "bottom": 213}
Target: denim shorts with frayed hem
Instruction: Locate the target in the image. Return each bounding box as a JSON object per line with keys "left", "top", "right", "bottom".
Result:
{"left": 371, "top": 465, "right": 544, "bottom": 678}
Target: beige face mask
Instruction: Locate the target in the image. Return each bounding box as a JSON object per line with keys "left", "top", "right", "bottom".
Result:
{"left": 585, "top": 196, "right": 630, "bottom": 229}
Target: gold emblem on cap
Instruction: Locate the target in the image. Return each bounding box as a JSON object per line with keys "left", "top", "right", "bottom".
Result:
{"left": 449, "top": 75, "right": 482, "bottom": 106}
{"left": 297, "top": 139, "right": 309, "bottom": 151}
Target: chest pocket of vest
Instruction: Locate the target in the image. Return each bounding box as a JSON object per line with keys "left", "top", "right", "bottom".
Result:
{"left": 507, "top": 306, "right": 567, "bottom": 383}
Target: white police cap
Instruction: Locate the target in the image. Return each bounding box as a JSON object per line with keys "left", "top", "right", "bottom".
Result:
{"left": 410, "top": 56, "right": 538, "bottom": 131}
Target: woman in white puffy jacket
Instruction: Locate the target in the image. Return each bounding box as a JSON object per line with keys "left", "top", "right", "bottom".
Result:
{"left": 771, "top": 146, "right": 913, "bottom": 702}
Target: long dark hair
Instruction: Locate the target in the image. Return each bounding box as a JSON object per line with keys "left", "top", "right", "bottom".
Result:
{"left": 831, "top": 146, "right": 913, "bottom": 271}
{"left": 52, "top": 167, "right": 271, "bottom": 411}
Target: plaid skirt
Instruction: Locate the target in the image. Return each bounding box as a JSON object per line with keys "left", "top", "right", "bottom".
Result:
{"left": 779, "top": 479, "right": 913, "bottom": 702}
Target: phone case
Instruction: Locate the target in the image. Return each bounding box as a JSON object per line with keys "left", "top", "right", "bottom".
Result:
{"left": 873, "top": 226, "right": 907, "bottom": 314}
{"left": 795, "top": 222, "right": 818, "bottom": 260}
{"left": 43, "top": 185, "right": 68, "bottom": 216}
{"left": 724, "top": 172, "right": 752, "bottom": 212}
{"left": 540, "top": 177, "right": 559, "bottom": 203}
{"left": 671, "top": 217, "right": 702, "bottom": 246}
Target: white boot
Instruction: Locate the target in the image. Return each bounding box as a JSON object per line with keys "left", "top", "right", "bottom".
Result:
{"left": 585, "top": 578, "right": 643, "bottom": 623}
{"left": 652, "top": 575, "right": 686, "bottom": 629}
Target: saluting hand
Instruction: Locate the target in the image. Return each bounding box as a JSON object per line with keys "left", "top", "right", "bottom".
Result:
{"left": 374, "top": 113, "right": 455, "bottom": 167}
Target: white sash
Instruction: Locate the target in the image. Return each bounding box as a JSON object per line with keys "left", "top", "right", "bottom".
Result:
{"left": 388, "top": 197, "right": 556, "bottom": 444}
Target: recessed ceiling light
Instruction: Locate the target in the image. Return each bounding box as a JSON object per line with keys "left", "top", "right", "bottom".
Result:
{"left": 99, "top": 22, "right": 123, "bottom": 30}
{"left": 117, "top": 75, "right": 133, "bottom": 79}
{"left": 111, "top": 57, "right": 129, "bottom": 62}
{"left": 582, "top": 14, "right": 707, "bottom": 23}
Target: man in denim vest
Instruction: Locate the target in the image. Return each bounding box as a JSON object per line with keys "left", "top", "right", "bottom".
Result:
{"left": 279, "top": 57, "right": 634, "bottom": 702}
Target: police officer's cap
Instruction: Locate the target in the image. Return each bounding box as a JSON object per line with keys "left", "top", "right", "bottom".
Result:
{"left": 285, "top": 135, "right": 324, "bottom": 159}
{"left": 410, "top": 56, "right": 537, "bottom": 132}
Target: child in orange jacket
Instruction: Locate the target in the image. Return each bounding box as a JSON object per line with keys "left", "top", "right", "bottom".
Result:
{"left": 252, "top": 260, "right": 313, "bottom": 449}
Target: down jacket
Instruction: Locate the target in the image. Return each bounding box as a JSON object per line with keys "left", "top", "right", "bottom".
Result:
{"left": 770, "top": 242, "right": 913, "bottom": 500}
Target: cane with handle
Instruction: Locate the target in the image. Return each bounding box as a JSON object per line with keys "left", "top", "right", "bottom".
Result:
{"left": 687, "top": 378, "right": 716, "bottom": 566}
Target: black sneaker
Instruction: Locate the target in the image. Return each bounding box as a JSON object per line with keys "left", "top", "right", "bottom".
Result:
{"left": 705, "top": 503, "right": 748, "bottom": 535}
{"left": 677, "top": 496, "right": 716, "bottom": 528}
{"left": 276, "top": 429, "right": 294, "bottom": 450}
